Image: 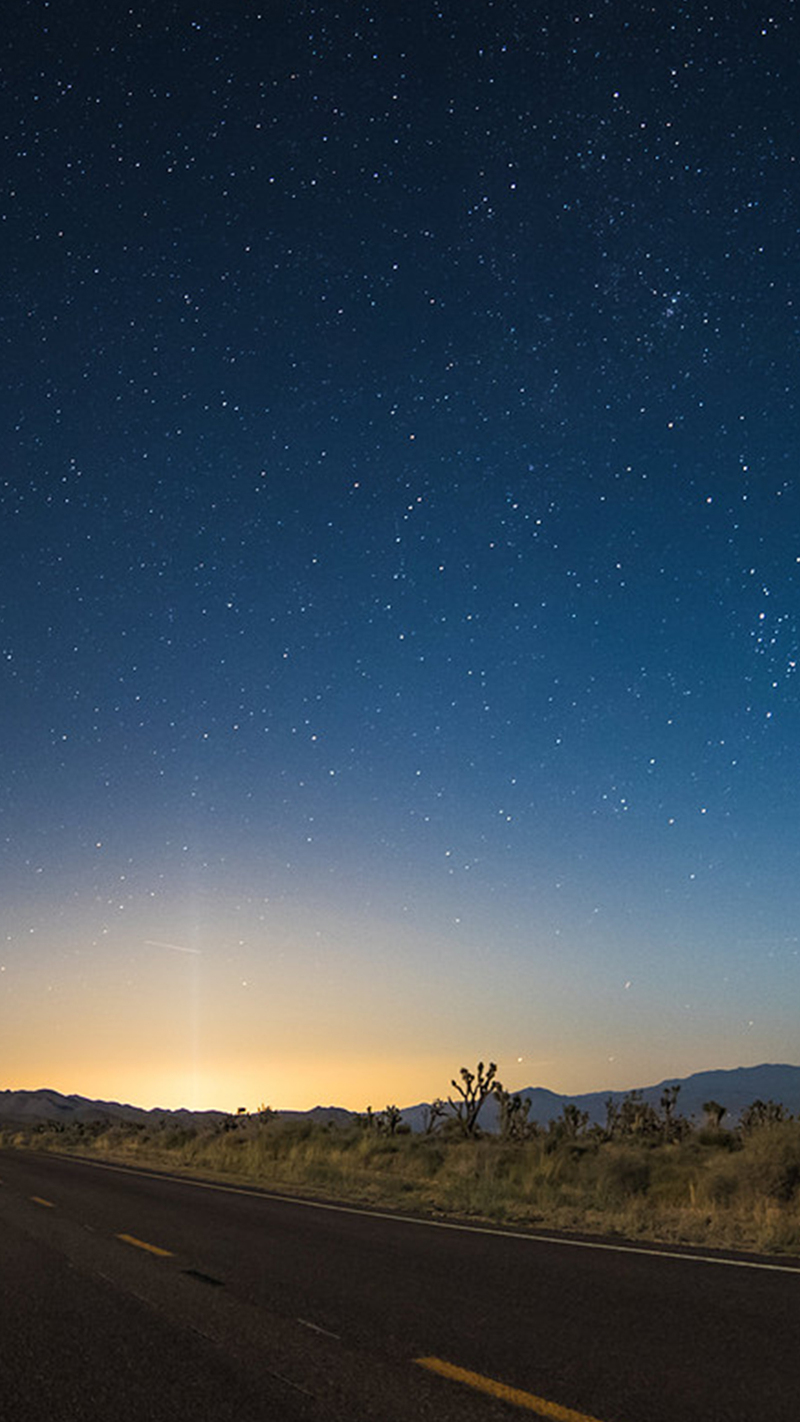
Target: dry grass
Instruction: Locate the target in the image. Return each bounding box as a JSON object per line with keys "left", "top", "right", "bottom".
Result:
{"left": 4, "top": 1116, "right": 800, "bottom": 1257}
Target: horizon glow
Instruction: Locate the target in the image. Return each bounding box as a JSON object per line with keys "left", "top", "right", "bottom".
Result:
{"left": 3, "top": 3, "right": 799, "bottom": 1114}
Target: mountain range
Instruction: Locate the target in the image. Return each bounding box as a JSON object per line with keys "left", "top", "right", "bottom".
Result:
{"left": 0, "top": 1088, "right": 227, "bottom": 1128}
{"left": 400, "top": 1062, "right": 800, "bottom": 1132}
{"left": 1, "top": 1064, "right": 798, "bottom": 1132}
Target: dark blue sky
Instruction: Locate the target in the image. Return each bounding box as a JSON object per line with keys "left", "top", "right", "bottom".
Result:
{"left": 2, "top": 1, "right": 799, "bottom": 1109}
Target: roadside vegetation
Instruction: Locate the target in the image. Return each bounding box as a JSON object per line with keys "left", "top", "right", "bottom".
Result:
{"left": 3, "top": 1065, "right": 799, "bottom": 1257}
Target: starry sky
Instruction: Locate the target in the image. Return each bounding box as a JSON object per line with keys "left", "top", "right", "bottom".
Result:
{"left": 2, "top": 0, "right": 799, "bottom": 1112}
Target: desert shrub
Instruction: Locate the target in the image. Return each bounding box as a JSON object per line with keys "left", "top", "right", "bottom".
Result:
{"left": 741, "top": 1122, "right": 800, "bottom": 1203}
{"left": 695, "top": 1157, "right": 741, "bottom": 1207}
{"left": 158, "top": 1126, "right": 198, "bottom": 1149}
{"left": 594, "top": 1146, "right": 652, "bottom": 1205}
{"left": 696, "top": 1127, "right": 739, "bottom": 1151}
{"left": 415, "top": 1140, "right": 446, "bottom": 1177}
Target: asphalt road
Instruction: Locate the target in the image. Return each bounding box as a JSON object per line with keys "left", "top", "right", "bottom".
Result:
{"left": 1, "top": 1148, "right": 798, "bottom": 1422}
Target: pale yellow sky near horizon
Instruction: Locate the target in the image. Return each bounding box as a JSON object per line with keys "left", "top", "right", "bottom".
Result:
{"left": 6, "top": 1041, "right": 791, "bottom": 1116}
{"left": 4, "top": 889, "right": 796, "bottom": 1115}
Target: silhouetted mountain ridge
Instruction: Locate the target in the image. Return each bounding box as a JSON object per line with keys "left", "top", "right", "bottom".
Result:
{"left": 399, "top": 1062, "right": 800, "bottom": 1132}
{"left": 0, "top": 1088, "right": 227, "bottom": 1127}
{"left": 2, "top": 1064, "right": 798, "bottom": 1131}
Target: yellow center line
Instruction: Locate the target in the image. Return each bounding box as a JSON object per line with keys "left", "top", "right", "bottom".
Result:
{"left": 415, "top": 1357, "right": 608, "bottom": 1422}
{"left": 116, "top": 1232, "right": 173, "bottom": 1257}
{"left": 31, "top": 1196, "right": 55, "bottom": 1208}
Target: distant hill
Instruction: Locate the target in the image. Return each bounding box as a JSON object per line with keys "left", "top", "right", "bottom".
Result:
{"left": 400, "top": 1063, "right": 800, "bottom": 1132}
{"left": 0, "top": 1087, "right": 357, "bottom": 1131}
{"left": 2, "top": 1064, "right": 798, "bottom": 1134}
{"left": 271, "top": 1105, "right": 357, "bottom": 1128}
{"left": 0, "top": 1088, "right": 227, "bottom": 1128}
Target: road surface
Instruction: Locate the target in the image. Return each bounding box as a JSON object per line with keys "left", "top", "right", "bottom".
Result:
{"left": 1, "top": 1148, "right": 798, "bottom": 1421}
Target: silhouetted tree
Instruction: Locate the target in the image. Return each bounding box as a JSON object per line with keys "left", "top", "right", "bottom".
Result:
{"left": 421, "top": 1098, "right": 448, "bottom": 1134}
{"left": 618, "top": 1089, "right": 659, "bottom": 1138}
{"left": 494, "top": 1086, "right": 536, "bottom": 1142}
{"left": 381, "top": 1104, "right": 402, "bottom": 1136}
{"left": 659, "top": 1084, "right": 688, "bottom": 1142}
{"left": 604, "top": 1095, "right": 620, "bottom": 1139}
{"left": 449, "top": 1061, "right": 500, "bottom": 1137}
{"left": 549, "top": 1102, "right": 589, "bottom": 1141}
{"left": 357, "top": 1105, "right": 376, "bottom": 1131}
{"left": 740, "top": 1099, "right": 789, "bottom": 1133}
{"left": 702, "top": 1100, "right": 727, "bottom": 1131}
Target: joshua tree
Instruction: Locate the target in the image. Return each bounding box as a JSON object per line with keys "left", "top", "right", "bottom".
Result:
{"left": 740, "top": 1098, "right": 788, "bottom": 1133}
{"left": 604, "top": 1095, "right": 620, "bottom": 1139}
{"left": 551, "top": 1102, "right": 589, "bottom": 1141}
{"left": 702, "top": 1100, "right": 727, "bottom": 1130}
{"left": 659, "top": 1083, "right": 688, "bottom": 1142}
{"left": 618, "top": 1089, "right": 659, "bottom": 1138}
{"left": 494, "top": 1086, "right": 535, "bottom": 1143}
{"left": 422, "top": 1098, "right": 448, "bottom": 1134}
{"left": 449, "top": 1061, "right": 500, "bottom": 1137}
{"left": 381, "top": 1104, "right": 403, "bottom": 1136}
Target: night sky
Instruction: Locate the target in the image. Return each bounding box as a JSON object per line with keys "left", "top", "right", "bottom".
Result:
{"left": 3, "top": 1, "right": 799, "bottom": 1112}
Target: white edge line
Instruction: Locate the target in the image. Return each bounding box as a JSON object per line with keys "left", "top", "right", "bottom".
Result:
{"left": 24, "top": 1151, "right": 800, "bottom": 1275}
{"left": 297, "top": 1317, "right": 341, "bottom": 1339}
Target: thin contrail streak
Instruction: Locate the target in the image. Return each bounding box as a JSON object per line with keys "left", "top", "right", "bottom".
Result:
{"left": 144, "top": 940, "right": 202, "bottom": 955}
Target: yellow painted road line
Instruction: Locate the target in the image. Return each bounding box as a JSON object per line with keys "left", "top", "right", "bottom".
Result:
{"left": 116, "top": 1232, "right": 173, "bottom": 1257}
{"left": 415, "top": 1357, "right": 608, "bottom": 1422}
{"left": 31, "top": 1196, "right": 55, "bottom": 1208}
{"left": 54, "top": 1155, "right": 800, "bottom": 1274}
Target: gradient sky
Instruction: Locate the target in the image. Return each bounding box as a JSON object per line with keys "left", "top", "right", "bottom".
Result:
{"left": 2, "top": 1, "right": 799, "bottom": 1112}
